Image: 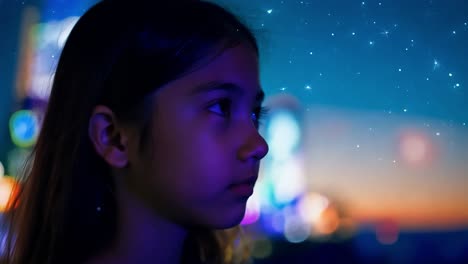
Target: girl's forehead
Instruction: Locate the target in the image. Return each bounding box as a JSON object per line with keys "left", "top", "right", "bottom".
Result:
{"left": 159, "top": 43, "right": 260, "bottom": 97}
{"left": 187, "top": 80, "right": 265, "bottom": 104}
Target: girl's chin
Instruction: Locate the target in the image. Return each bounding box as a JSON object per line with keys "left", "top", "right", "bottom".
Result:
{"left": 211, "top": 205, "right": 247, "bottom": 229}
{"left": 185, "top": 202, "right": 247, "bottom": 229}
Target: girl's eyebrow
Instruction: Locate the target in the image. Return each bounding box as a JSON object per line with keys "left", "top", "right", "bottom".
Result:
{"left": 190, "top": 81, "right": 265, "bottom": 104}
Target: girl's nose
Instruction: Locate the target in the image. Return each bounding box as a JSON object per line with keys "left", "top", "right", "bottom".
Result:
{"left": 237, "top": 129, "right": 269, "bottom": 162}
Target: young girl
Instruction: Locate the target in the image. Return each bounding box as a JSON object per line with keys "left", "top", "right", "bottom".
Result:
{"left": 2, "top": 1, "right": 269, "bottom": 263}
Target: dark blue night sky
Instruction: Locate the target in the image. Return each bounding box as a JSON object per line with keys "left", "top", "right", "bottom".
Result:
{"left": 216, "top": 0, "right": 467, "bottom": 123}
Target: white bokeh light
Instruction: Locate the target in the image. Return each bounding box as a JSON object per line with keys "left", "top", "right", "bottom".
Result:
{"left": 241, "top": 193, "right": 261, "bottom": 225}
{"left": 0, "top": 162, "right": 4, "bottom": 177}
{"left": 284, "top": 215, "right": 310, "bottom": 243}
{"left": 298, "top": 192, "right": 330, "bottom": 224}
{"left": 273, "top": 158, "right": 306, "bottom": 204}
{"left": 267, "top": 111, "right": 300, "bottom": 161}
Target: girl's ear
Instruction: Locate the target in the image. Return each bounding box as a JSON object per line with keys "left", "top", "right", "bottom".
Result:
{"left": 88, "top": 105, "right": 129, "bottom": 168}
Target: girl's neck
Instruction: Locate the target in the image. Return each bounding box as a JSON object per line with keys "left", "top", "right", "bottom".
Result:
{"left": 89, "top": 186, "right": 188, "bottom": 264}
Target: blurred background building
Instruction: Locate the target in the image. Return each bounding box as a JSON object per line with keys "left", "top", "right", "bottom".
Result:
{"left": 1, "top": 0, "right": 467, "bottom": 263}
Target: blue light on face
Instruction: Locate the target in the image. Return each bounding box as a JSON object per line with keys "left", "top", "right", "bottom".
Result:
{"left": 9, "top": 110, "right": 39, "bottom": 148}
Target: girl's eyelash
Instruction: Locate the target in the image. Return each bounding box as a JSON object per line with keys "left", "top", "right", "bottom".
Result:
{"left": 208, "top": 98, "right": 232, "bottom": 117}
{"left": 208, "top": 99, "right": 269, "bottom": 128}
{"left": 252, "top": 105, "right": 270, "bottom": 128}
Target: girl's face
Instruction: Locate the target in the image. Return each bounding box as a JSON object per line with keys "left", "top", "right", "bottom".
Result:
{"left": 125, "top": 42, "right": 269, "bottom": 229}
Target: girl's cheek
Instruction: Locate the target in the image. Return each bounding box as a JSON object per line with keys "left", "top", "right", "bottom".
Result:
{"left": 204, "top": 114, "right": 231, "bottom": 133}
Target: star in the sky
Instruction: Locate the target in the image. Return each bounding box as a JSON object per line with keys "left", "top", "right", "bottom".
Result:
{"left": 433, "top": 59, "right": 440, "bottom": 70}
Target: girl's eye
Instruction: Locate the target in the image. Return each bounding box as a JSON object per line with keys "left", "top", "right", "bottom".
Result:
{"left": 252, "top": 105, "right": 270, "bottom": 128}
{"left": 208, "top": 100, "right": 269, "bottom": 128}
{"left": 208, "top": 98, "right": 232, "bottom": 117}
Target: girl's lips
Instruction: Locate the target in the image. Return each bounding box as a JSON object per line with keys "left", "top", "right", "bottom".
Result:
{"left": 228, "top": 183, "right": 254, "bottom": 197}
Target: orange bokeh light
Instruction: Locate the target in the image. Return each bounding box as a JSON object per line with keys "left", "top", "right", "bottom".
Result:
{"left": 315, "top": 206, "right": 341, "bottom": 235}
{"left": 0, "top": 176, "right": 20, "bottom": 212}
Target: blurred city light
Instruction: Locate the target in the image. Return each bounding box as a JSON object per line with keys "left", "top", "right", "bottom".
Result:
{"left": 241, "top": 194, "right": 261, "bottom": 226}
{"left": 297, "top": 192, "right": 330, "bottom": 225}
{"left": 267, "top": 111, "right": 300, "bottom": 161}
{"left": 9, "top": 110, "right": 39, "bottom": 148}
{"left": 398, "top": 130, "right": 437, "bottom": 168}
{"left": 0, "top": 176, "right": 17, "bottom": 212}
{"left": 284, "top": 215, "right": 310, "bottom": 243}
{"left": 375, "top": 219, "right": 400, "bottom": 245}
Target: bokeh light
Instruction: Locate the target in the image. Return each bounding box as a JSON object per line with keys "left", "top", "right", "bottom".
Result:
{"left": 9, "top": 110, "right": 39, "bottom": 148}
{"left": 375, "top": 219, "right": 400, "bottom": 245}
{"left": 284, "top": 215, "right": 310, "bottom": 243}
{"left": 241, "top": 194, "right": 261, "bottom": 225}
{"left": 7, "top": 148, "right": 31, "bottom": 177}
{"left": 297, "top": 192, "right": 330, "bottom": 225}
{"left": 315, "top": 206, "right": 340, "bottom": 236}
{"left": 270, "top": 211, "right": 286, "bottom": 234}
{"left": 0, "top": 176, "right": 17, "bottom": 212}
{"left": 272, "top": 158, "right": 306, "bottom": 205}
{"left": 0, "top": 162, "right": 4, "bottom": 177}
{"left": 267, "top": 110, "right": 300, "bottom": 161}
{"left": 398, "top": 130, "right": 437, "bottom": 168}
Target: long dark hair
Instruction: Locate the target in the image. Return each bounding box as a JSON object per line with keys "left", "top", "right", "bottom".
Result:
{"left": 2, "top": 1, "right": 260, "bottom": 263}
